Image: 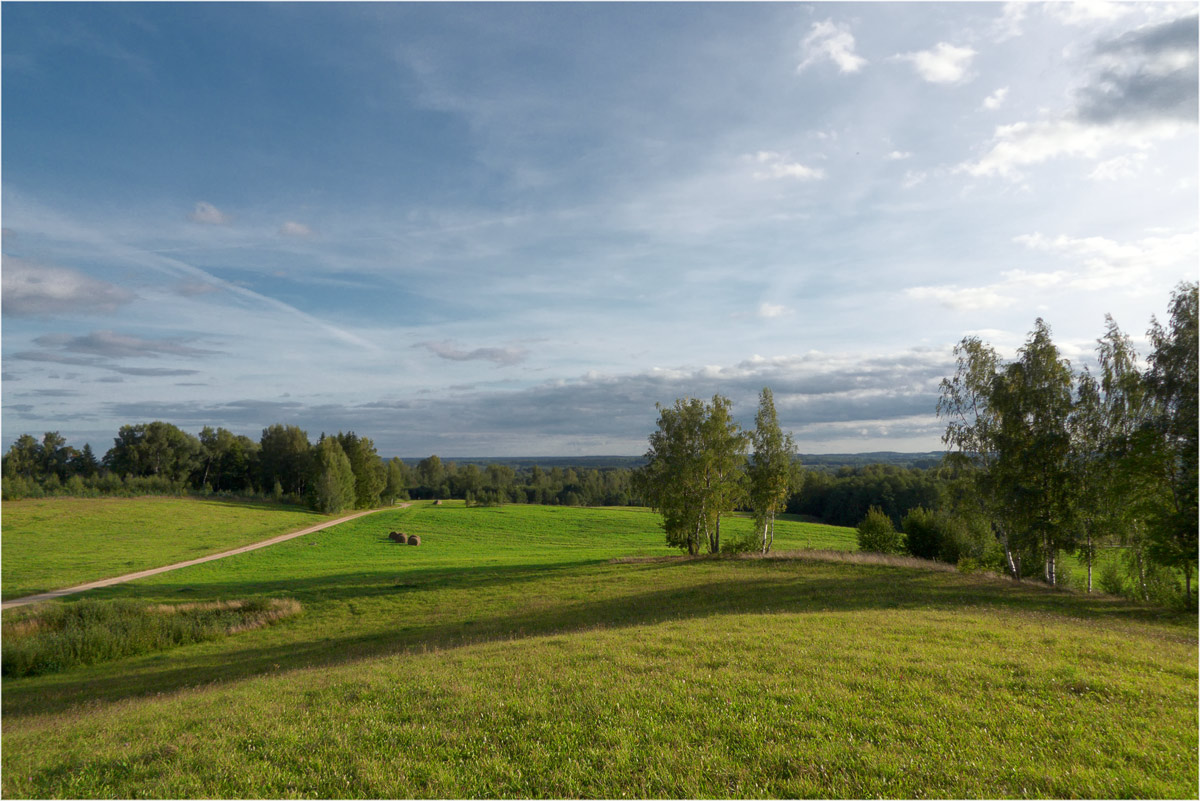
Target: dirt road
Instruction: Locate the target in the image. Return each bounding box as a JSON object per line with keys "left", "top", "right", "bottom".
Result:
{"left": 1, "top": 504, "right": 406, "bottom": 611}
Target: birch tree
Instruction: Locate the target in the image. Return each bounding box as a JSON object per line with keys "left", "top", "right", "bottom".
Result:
{"left": 748, "top": 387, "right": 795, "bottom": 554}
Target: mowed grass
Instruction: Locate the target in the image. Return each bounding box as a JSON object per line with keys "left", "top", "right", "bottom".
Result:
{"left": 2, "top": 501, "right": 1195, "bottom": 798}
{"left": 1, "top": 497, "right": 329, "bottom": 600}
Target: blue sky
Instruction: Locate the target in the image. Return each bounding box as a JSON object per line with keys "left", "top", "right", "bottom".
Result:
{"left": 3, "top": 2, "right": 1197, "bottom": 457}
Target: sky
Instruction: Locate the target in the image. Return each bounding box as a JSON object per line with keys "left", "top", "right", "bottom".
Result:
{"left": 2, "top": 1, "right": 1197, "bottom": 458}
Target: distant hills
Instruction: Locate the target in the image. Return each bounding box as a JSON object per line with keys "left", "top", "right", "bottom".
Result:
{"left": 396, "top": 452, "right": 946, "bottom": 473}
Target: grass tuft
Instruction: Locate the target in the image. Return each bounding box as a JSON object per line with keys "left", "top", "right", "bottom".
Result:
{"left": 2, "top": 597, "right": 301, "bottom": 678}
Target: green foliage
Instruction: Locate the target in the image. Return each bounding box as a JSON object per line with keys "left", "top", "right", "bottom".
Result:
{"left": 787, "top": 463, "right": 943, "bottom": 527}
{"left": 747, "top": 387, "right": 796, "bottom": 553}
{"left": 259, "top": 424, "right": 313, "bottom": 497}
{"left": 335, "top": 432, "right": 386, "bottom": 509}
{"left": 1144, "top": 282, "right": 1199, "bottom": 596}
{"left": 104, "top": 421, "right": 201, "bottom": 483}
{"left": 639, "top": 395, "right": 748, "bottom": 554}
{"left": 310, "top": 437, "right": 356, "bottom": 514}
{"left": 2, "top": 597, "right": 300, "bottom": 678}
{"left": 856, "top": 506, "right": 903, "bottom": 554}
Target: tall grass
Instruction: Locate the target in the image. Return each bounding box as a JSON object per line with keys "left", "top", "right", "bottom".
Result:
{"left": 2, "top": 598, "right": 301, "bottom": 677}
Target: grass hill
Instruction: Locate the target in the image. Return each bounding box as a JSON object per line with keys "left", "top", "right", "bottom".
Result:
{"left": 2, "top": 500, "right": 1195, "bottom": 797}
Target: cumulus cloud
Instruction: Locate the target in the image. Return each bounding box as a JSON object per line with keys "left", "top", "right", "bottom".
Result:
{"left": 1047, "top": 0, "right": 1136, "bottom": 26}
{"left": 894, "top": 42, "right": 977, "bottom": 84}
{"left": 991, "top": 2, "right": 1027, "bottom": 41}
{"left": 797, "top": 20, "right": 867, "bottom": 74}
{"left": 1077, "top": 13, "right": 1199, "bottom": 124}
{"left": 189, "top": 201, "right": 230, "bottom": 225}
{"left": 1088, "top": 151, "right": 1148, "bottom": 180}
{"left": 887, "top": 150, "right": 913, "bottom": 160}
{"left": 906, "top": 229, "right": 1198, "bottom": 310}
{"left": 1, "top": 257, "right": 134, "bottom": 316}
{"left": 415, "top": 340, "right": 528, "bottom": 366}
{"left": 749, "top": 151, "right": 825, "bottom": 181}
{"left": 279, "top": 221, "right": 313, "bottom": 237}
{"left": 960, "top": 13, "right": 1197, "bottom": 179}
{"left": 982, "top": 87, "right": 1009, "bottom": 110}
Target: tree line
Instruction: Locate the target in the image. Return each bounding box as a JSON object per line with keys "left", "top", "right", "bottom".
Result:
{"left": 931, "top": 282, "right": 1197, "bottom": 602}
{"left": 1, "top": 424, "right": 647, "bottom": 511}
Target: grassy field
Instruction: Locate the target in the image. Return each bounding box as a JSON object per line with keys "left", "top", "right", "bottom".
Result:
{"left": 2, "top": 501, "right": 1195, "bottom": 798}
{"left": 1, "top": 497, "right": 328, "bottom": 600}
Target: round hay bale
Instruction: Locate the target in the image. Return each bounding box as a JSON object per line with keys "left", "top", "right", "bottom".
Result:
{"left": 407, "top": 535, "right": 421, "bottom": 546}
{"left": 388, "top": 531, "right": 402, "bottom": 542}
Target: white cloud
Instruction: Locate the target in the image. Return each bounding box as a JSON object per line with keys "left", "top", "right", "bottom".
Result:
{"left": 189, "top": 201, "right": 230, "bottom": 225}
{"left": 1088, "top": 151, "right": 1148, "bottom": 180}
{"left": 906, "top": 230, "right": 1199, "bottom": 310}
{"left": 992, "top": 3, "right": 1027, "bottom": 41}
{"left": 1, "top": 257, "right": 134, "bottom": 316}
{"left": 959, "top": 118, "right": 1181, "bottom": 178}
{"left": 961, "top": 13, "right": 1196, "bottom": 180}
{"left": 895, "top": 42, "right": 977, "bottom": 84}
{"left": 1047, "top": 0, "right": 1135, "bottom": 26}
{"left": 904, "top": 284, "right": 1015, "bottom": 312}
{"left": 279, "top": 221, "right": 313, "bottom": 237}
{"left": 982, "top": 87, "right": 1009, "bottom": 110}
{"left": 758, "top": 302, "right": 790, "bottom": 318}
{"left": 887, "top": 150, "right": 912, "bottom": 160}
{"left": 750, "top": 151, "right": 825, "bottom": 181}
{"left": 797, "top": 20, "right": 867, "bottom": 74}
{"left": 901, "top": 170, "right": 927, "bottom": 189}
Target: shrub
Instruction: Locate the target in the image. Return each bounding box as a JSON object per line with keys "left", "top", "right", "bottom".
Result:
{"left": 1098, "top": 558, "right": 1126, "bottom": 595}
{"left": 901, "top": 507, "right": 939, "bottom": 560}
{"left": 856, "top": 506, "right": 903, "bottom": 554}
{"left": 722, "top": 533, "right": 759, "bottom": 554}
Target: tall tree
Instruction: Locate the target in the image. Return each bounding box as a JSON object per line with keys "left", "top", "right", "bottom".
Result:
{"left": 382, "top": 457, "right": 411, "bottom": 503}
{"left": 937, "top": 337, "right": 1018, "bottom": 576}
{"left": 991, "top": 320, "right": 1076, "bottom": 585}
{"left": 104, "top": 421, "right": 201, "bottom": 483}
{"left": 335, "top": 431, "right": 386, "bottom": 509}
{"left": 415, "top": 455, "right": 447, "bottom": 499}
{"left": 310, "top": 436, "right": 356, "bottom": 514}
{"left": 639, "top": 395, "right": 747, "bottom": 555}
{"left": 747, "top": 387, "right": 796, "bottom": 554}
{"left": 1143, "top": 282, "right": 1199, "bottom": 597}
{"left": 3, "top": 434, "right": 42, "bottom": 479}
{"left": 259, "top": 424, "right": 312, "bottom": 496}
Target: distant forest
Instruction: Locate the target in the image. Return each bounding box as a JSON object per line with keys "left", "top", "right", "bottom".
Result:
{"left": 1, "top": 421, "right": 948, "bottom": 531}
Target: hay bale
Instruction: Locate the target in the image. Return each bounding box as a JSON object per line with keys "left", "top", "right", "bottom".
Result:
{"left": 407, "top": 535, "right": 421, "bottom": 546}
{"left": 434, "top": 499, "right": 442, "bottom": 506}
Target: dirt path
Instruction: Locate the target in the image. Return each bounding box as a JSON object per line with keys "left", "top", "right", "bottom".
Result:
{"left": 1, "top": 504, "right": 409, "bottom": 611}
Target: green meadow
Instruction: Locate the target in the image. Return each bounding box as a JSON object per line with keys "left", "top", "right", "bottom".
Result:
{"left": 1, "top": 497, "right": 327, "bottom": 600}
{"left": 2, "top": 500, "right": 1195, "bottom": 798}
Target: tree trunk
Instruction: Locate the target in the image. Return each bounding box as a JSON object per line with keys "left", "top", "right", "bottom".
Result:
{"left": 997, "top": 524, "right": 1018, "bottom": 579}
{"left": 1086, "top": 531, "right": 1093, "bottom": 593}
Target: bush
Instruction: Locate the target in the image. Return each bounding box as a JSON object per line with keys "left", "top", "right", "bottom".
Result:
{"left": 1098, "top": 558, "right": 1125, "bottom": 595}
{"left": 722, "top": 532, "right": 759, "bottom": 554}
{"left": 856, "top": 506, "right": 903, "bottom": 554}
{"left": 901, "top": 507, "right": 940, "bottom": 560}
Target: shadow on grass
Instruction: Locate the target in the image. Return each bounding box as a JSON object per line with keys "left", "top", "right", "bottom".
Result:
{"left": 4, "top": 556, "right": 1194, "bottom": 719}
